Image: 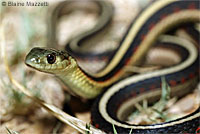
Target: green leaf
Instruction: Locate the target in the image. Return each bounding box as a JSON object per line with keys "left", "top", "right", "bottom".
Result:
{"left": 161, "top": 77, "right": 170, "bottom": 101}
{"left": 112, "top": 124, "right": 118, "bottom": 134}
{"left": 6, "top": 127, "right": 19, "bottom": 134}
{"left": 129, "top": 128, "right": 133, "bottom": 134}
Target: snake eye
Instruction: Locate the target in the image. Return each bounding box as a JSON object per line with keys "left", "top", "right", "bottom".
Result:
{"left": 47, "top": 54, "right": 56, "bottom": 64}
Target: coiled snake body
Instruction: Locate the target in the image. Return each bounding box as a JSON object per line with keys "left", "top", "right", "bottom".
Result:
{"left": 25, "top": 0, "right": 200, "bottom": 133}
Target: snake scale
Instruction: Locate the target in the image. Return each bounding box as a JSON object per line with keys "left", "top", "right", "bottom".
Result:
{"left": 25, "top": 0, "right": 200, "bottom": 133}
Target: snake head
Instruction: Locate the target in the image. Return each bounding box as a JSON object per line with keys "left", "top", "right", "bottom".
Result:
{"left": 25, "top": 47, "right": 75, "bottom": 74}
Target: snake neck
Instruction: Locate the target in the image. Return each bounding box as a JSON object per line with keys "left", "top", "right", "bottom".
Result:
{"left": 56, "top": 59, "right": 105, "bottom": 99}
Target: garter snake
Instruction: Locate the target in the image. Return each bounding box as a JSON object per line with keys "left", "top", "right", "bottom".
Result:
{"left": 25, "top": 0, "right": 200, "bottom": 133}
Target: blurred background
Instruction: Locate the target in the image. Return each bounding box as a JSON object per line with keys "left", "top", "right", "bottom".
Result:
{"left": 0, "top": 0, "right": 151, "bottom": 133}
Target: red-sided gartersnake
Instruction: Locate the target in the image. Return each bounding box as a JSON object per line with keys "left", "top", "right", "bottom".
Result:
{"left": 25, "top": 0, "right": 200, "bottom": 133}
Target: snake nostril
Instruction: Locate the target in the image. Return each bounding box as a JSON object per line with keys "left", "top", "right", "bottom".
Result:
{"left": 35, "top": 58, "right": 40, "bottom": 63}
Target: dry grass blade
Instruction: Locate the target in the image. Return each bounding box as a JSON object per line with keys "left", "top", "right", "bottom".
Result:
{"left": 6, "top": 127, "right": 19, "bottom": 134}
{"left": 0, "top": 22, "right": 105, "bottom": 134}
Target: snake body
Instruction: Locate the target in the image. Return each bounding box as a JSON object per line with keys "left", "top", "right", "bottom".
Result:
{"left": 25, "top": 0, "right": 200, "bottom": 133}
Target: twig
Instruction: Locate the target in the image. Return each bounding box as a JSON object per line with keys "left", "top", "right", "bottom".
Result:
{"left": 0, "top": 21, "right": 104, "bottom": 134}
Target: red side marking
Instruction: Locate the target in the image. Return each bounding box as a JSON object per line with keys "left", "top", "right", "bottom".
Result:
{"left": 173, "top": 7, "right": 181, "bottom": 13}
{"left": 188, "top": 3, "right": 196, "bottom": 9}
{"left": 140, "top": 88, "right": 145, "bottom": 93}
{"left": 131, "top": 91, "right": 136, "bottom": 97}
{"left": 116, "top": 103, "right": 120, "bottom": 109}
{"left": 160, "top": 14, "right": 167, "bottom": 20}
{"left": 125, "top": 92, "right": 130, "bottom": 99}
{"left": 95, "top": 124, "right": 99, "bottom": 128}
{"left": 94, "top": 57, "right": 100, "bottom": 61}
{"left": 150, "top": 85, "right": 156, "bottom": 90}
{"left": 148, "top": 23, "right": 155, "bottom": 30}
{"left": 115, "top": 70, "right": 121, "bottom": 78}
{"left": 181, "top": 77, "right": 185, "bottom": 83}
{"left": 114, "top": 107, "right": 118, "bottom": 113}
{"left": 189, "top": 73, "right": 194, "bottom": 78}
{"left": 169, "top": 80, "right": 177, "bottom": 86}
{"left": 196, "top": 127, "right": 200, "bottom": 134}
{"left": 159, "top": 82, "right": 162, "bottom": 87}
{"left": 102, "top": 56, "right": 107, "bottom": 61}
{"left": 133, "top": 46, "right": 138, "bottom": 52}
{"left": 125, "top": 58, "right": 131, "bottom": 65}
{"left": 141, "top": 34, "right": 146, "bottom": 40}
{"left": 150, "top": 86, "right": 155, "bottom": 91}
